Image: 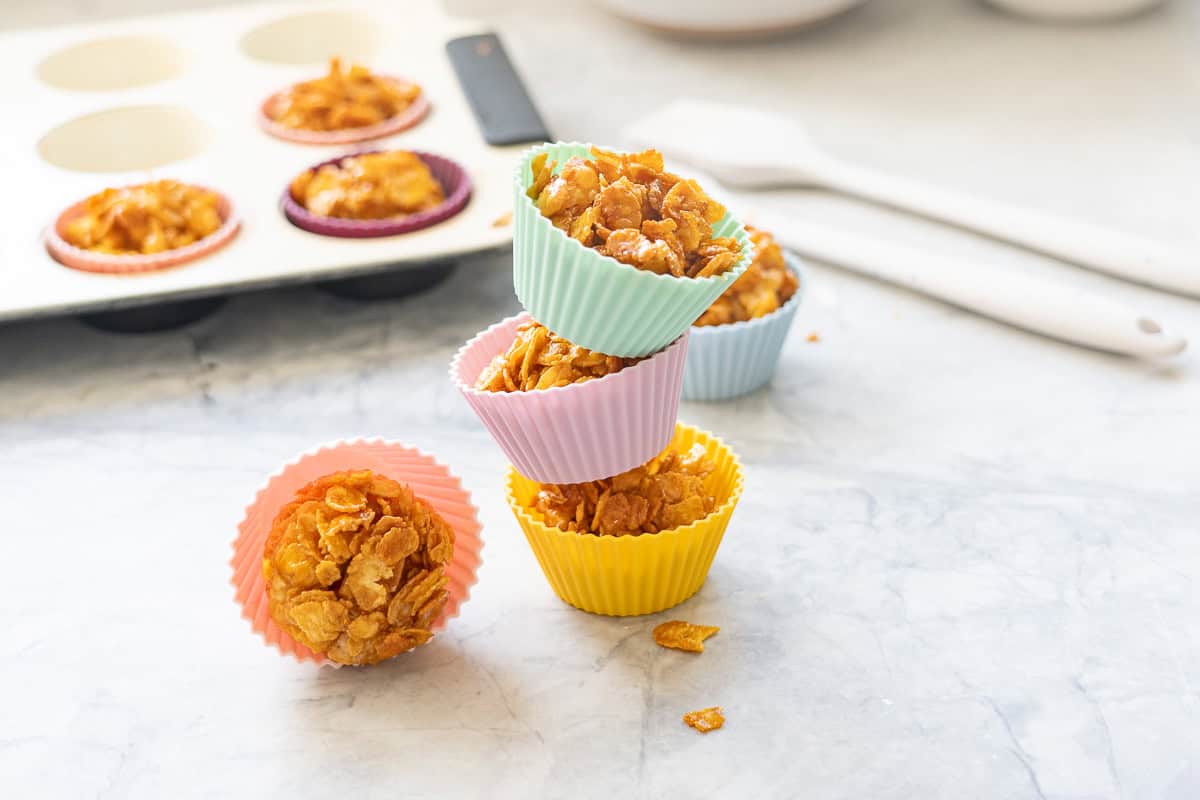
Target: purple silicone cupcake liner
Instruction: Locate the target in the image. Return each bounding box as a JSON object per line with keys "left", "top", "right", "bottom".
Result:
{"left": 281, "top": 150, "right": 472, "bottom": 238}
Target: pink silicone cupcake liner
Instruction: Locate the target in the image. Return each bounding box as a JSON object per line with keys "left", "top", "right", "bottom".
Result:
{"left": 258, "top": 80, "right": 431, "bottom": 145}
{"left": 230, "top": 439, "right": 483, "bottom": 667}
{"left": 450, "top": 312, "right": 690, "bottom": 484}
{"left": 45, "top": 187, "right": 239, "bottom": 275}
{"left": 281, "top": 150, "right": 472, "bottom": 238}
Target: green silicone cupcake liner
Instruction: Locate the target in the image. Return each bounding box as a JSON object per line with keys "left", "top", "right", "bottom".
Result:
{"left": 513, "top": 142, "right": 754, "bottom": 358}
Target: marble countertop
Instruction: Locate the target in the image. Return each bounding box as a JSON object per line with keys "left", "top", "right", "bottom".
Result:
{"left": 2, "top": 1, "right": 1199, "bottom": 798}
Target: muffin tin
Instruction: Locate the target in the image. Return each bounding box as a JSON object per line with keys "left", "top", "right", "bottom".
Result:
{"left": 0, "top": 2, "right": 528, "bottom": 323}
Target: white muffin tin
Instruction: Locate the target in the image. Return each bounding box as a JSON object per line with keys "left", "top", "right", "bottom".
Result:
{"left": 0, "top": 2, "right": 522, "bottom": 322}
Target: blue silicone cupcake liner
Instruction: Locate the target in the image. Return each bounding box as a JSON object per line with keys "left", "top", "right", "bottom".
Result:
{"left": 681, "top": 254, "right": 805, "bottom": 401}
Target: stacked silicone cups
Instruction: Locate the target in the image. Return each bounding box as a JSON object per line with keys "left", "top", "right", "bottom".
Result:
{"left": 681, "top": 252, "right": 806, "bottom": 401}
{"left": 451, "top": 142, "right": 750, "bottom": 616}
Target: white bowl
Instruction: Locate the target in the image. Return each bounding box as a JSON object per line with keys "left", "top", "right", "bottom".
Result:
{"left": 595, "top": 0, "right": 870, "bottom": 38}
{"left": 984, "top": 0, "right": 1165, "bottom": 21}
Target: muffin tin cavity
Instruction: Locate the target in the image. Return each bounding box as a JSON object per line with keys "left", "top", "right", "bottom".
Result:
{"left": 240, "top": 11, "right": 383, "bottom": 65}
{"left": 38, "top": 105, "right": 211, "bottom": 173}
{"left": 36, "top": 35, "right": 187, "bottom": 92}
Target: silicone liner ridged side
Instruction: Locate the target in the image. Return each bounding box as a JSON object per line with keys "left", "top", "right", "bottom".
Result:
{"left": 512, "top": 142, "right": 754, "bottom": 358}
{"left": 230, "top": 439, "right": 484, "bottom": 668}
{"left": 449, "top": 312, "right": 688, "bottom": 483}
{"left": 504, "top": 423, "right": 745, "bottom": 616}
{"left": 682, "top": 256, "right": 806, "bottom": 401}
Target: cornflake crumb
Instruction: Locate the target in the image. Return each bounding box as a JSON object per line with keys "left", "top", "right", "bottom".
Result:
{"left": 806, "top": 332, "right": 820, "bottom": 343}
{"left": 683, "top": 706, "right": 725, "bottom": 733}
{"left": 653, "top": 620, "right": 719, "bottom": 653}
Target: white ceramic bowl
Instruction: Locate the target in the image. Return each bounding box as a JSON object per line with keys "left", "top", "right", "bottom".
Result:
{"left": 595, "top": 0, "right": 870, "bottom": 38}
{"left": 985, "top": 0, "right": 1165, "bottom": 21}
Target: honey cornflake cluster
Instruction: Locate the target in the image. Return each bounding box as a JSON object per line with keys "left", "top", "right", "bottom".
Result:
{"left": 653, "top": 620, "right": 720, "bottom": 653}
{"left": 694, "top": 226, "right": 799, "bottom": 326}
{"left": 475, "top": 319, "right": 639, "bottom": 392}
{"left": 527, "top": 147, "right": 743, "bottom": 279}
{"left": 262, "top": 469, "right": 455, "bottom": 666}
{"left": 269, "top": 57, "right": 422, "bottom": 132}
{"left": 63, "top": 180, "right": 222, "bottom": 255}
{"left": 532, "top": 443, "right": 716, "bottom": 536}
{"left": 683, "top": 706, "right": 725, "bottom": 733}
{"left": 290, "top": 151, "right": 445, "bottom": 220}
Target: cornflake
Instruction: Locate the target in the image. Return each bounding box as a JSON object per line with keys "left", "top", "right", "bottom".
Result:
{"left": 262, "top": 469, "right": 455, "bottom": 666}
{"left": 683, "top": 706, "right": 725, "bottom": 733}
{"left": 475, "top": 320, "right": 639, "bottom": 392}
{"left": 63, "top": 181, "right": 222, "bottom": 255}
{"left": 653, "top": 620, "right": 720, "bottom": 653}
{"left": 269, "top": 57, "right": 422, "bottom": 132}
{"left": 694, "top": 226, "right": 799, "bottom": 326}
{"left": 528, "top": 147, "right": 743, "bottom": 279}
{"left": 290, "top": 151, "right": 445, "bottom": 220}
{"left": 532, "top": 443, "right": 716, "bottom": 536}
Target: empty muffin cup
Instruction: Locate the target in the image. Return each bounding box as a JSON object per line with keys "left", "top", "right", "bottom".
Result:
{"left": 281, "top": 150, "right": 471, "bottom": 238}
{"left": 450, "top": 311, "right": 689, "bottom": 484}
{"left": 230, "top": 439, "right": 484, "bottom": 667}
{"left": 45, "top": 185, "right": 239, "bottom": 274}
{"left": 505, "top": 423, "right": 744, "bottom": 616}
{"left": 512, "top": 141, "right": 753, "bottom": 358}
{"left": 682, "top": 254, "right": 805, "bottom": 401}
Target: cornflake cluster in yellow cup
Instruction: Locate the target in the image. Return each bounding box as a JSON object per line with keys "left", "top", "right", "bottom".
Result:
{"left": 505, "top": 423, "right": 744, "bottom": 616}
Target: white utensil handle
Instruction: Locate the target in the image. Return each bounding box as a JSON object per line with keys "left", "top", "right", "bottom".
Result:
{"left": 810, "top": 159, "right": 1200, "bottom": 298}
{"left": 753, "top": 211, "right": 1187, "bottom": 358}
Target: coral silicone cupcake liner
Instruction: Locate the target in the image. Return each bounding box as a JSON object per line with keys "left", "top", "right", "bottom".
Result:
{"left": 512, "top": 142, "right": 754, "bottom": 358}
{"left": 45, "top": 188, "right": 239, "bottom": 275}
{"left": 451, "top": 312, "right": 689, "bottom": 483}
{"left": 230, "top": 439, "right": 483, "bottom": 667}
{"left": 281, "top": 150, "right": 472, "bottom": 238}
{"left": 258, "top": 80, "right": 431, "bottom": 145}
{"left": 505, "top": 423, "right": 744, "bottom": 616}
{"left": 682, "top": 254, "right": 806, "bottom": 401}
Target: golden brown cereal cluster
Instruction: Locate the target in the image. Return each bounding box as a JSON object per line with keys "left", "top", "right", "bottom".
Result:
{"left": 263, "top": 469, "right": 455, "bottom": 666}
{"left": 528, "top": 147, "right": 742, "bottom": 279}
{"left": 683, "top": 706, "right": 725, "bottom": 733}
{"left": 269, "top": 58, "right": 422, "bottom": 132}
{"left": 653, "top": 620, "right": 720, "bottom": 653}
{"left": 63, "top": 180, "right": 222, "bottom": 255}
{"left": 694, "top": 226, "right": 799, "bottom": 327}
{"left": 475, "top": 320, "right": 639, "bottom": 392}
{"left": 290, "top": 151, "right": 445, "bottom": 220}
{"left": 532, "top": 443, "right": 716, "bottom": 536}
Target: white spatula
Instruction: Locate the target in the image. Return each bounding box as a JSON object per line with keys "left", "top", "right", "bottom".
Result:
{"left": 625, "top": 100, "right": 1200, "bottom": 298}
{"left": 612, "top": 142, "right": 1187, "bottom": 357}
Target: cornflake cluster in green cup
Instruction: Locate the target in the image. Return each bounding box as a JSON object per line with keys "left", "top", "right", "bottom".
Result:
{"left": 512, "top": 142, "right": 754, "bottom": 359}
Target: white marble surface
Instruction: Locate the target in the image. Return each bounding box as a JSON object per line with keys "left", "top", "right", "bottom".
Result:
{"left": 2, "top": 0, "right": 1200, "bottom": 798}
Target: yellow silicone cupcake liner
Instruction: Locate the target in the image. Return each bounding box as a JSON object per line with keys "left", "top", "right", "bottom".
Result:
{"left": 505, "top": 423, "right": 744, "bottom": 616}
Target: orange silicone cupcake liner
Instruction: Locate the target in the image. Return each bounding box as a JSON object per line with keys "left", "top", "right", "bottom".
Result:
{"left": 258, "top": 80, "right": 431, "bottom": 145}
{"left": 230, "top": 439, "right": 483, "bottom": 667}
{"left": 45, "top": 186, "right": 239, "bottom": 275}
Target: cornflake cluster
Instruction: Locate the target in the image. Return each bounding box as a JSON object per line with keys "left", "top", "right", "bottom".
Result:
{"left": 262, "top": 469, "right": 455, "bottom": 666}
{"left": 63, "top": 180, "right": 222, "bottom": 255}
{"left": 528, "top": 147, "right": 743, "bottom": 279}
{"left": 694, "top": 226, "right": 800, "bottom": 326}
{"left": 475, "top": 319, "right": 640, "bottom": 392}
{"left": 269, "top": 57, "right": 422, "bottom": 132}
{"left": 532, "top": 443, "right": 716, "bottom": 536}
{"left": 290, "top": 151, "right": 445, "bottom": 220}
